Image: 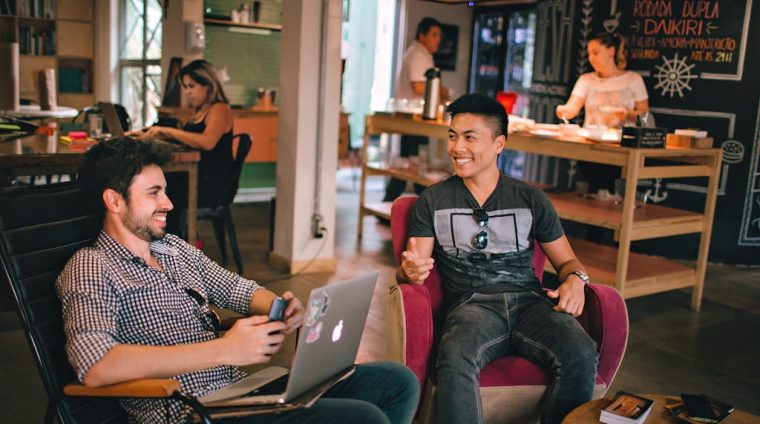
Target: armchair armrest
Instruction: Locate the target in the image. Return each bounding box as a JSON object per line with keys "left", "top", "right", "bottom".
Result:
{"left": 398, "top": 283, "right": 435, "bottom": 390}
{"left": 578, "top": 284, "right": 629, "bottom": 386}
{"left": 64, "top": 379, "right": 180, "bottom": 398}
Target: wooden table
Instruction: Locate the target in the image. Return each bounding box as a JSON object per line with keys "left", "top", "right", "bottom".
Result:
{"left": 359, "top": 113, "right": 722, "bottom": 310}
{"left": 0, "top": 134, "right": 201, "bottom": 244}
{"left": 562, "top": 394, "right": 760, "bottom": 423}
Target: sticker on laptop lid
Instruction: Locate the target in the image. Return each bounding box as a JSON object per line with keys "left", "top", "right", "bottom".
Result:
{"left": 305, "top": 291, "right": 332, "bottom": 327}
{"left": 306, "top": 321, "right": 323, "bottom": 344}
{"left": 319, "top": 291, "right": 331, "bottom": 315}
{"left": 305, "top": 296, "right": 323, "bottom": 327}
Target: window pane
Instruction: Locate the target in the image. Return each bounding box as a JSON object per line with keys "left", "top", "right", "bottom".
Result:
{"left": 146, "top": 64, "right": 162, "bottom": 125}
{"left": 121, "top": 0, "right": 145, "bottom": 59}
{"left": 121, "top": 66, "right": 144, "bottom": 128}
{"left": 119, "top": 0, "right": 162, "bottom": 127}
{"left": 145, "top": 0, "right": 163, "bottom": 60}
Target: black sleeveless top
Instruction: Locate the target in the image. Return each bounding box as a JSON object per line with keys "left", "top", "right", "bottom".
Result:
{"left": 184, "top": 113, "right": 234, "bottom": 208}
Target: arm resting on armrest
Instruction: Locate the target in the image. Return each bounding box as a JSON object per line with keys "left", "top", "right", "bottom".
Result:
{"left": 64, "top": 379, "right": 180, "bottom": 398}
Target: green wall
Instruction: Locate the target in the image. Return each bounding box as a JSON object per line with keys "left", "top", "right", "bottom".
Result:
{"left": 204, "top": 0, "right": 282, "bottom": 107}
{"left": 204, "top": 1, "right": 281, "bottom": 188}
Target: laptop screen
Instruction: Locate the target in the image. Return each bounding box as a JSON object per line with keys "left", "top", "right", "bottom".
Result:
{"left": 97, "top": 102, "right": 124, "bottom": 138}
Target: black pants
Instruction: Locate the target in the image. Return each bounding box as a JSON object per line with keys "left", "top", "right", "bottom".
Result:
{"left": 383, "top": 135, "right": 429, "bottom": 202}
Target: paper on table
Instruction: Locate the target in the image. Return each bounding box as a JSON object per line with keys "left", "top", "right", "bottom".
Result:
{"left": 674, "top": 129, "right": 708, "bottom": 138}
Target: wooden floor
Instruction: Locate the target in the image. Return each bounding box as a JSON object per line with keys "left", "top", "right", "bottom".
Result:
{"left": 1, "top": 168, "right": 759, "bottom": 422}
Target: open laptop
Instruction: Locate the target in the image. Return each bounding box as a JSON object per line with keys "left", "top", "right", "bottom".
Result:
{"left": 98, "top": 102, "right": 125, "bottom": 138}
{"left": 199, "top": 273, "right": 378, "bottom": 407}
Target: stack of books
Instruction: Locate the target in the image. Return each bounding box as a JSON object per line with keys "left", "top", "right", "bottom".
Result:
{"left": 600, "top": 391, "right": 654, "bottom": 424}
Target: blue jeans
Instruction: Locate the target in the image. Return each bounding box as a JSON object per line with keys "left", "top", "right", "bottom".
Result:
{"left": 436, "top": 291, "right": 598, "bottom": 424}
{"left": 221, "top": 362, "right": 419, "bottom": 424}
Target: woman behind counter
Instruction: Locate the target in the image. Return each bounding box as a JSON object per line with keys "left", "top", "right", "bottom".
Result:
{"left": 556, "top": 32, "right": 649, "bottom": 128}
{"left": 127, "top": 59, "right": 235, "bottom": 237}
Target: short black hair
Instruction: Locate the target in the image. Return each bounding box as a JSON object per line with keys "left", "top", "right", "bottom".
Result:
{"left": 416, "top": 17, "right": 442, "bottom": 39}
{"left": 447, "top": 93, "right": 509, "bottom": 137}
{"left": 77, "top": 138, "right": 174, "bottom": 218}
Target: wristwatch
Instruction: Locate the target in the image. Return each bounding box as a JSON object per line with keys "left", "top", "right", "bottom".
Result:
{"left": 568, "top": 270, "right": 590, "bottom": 285}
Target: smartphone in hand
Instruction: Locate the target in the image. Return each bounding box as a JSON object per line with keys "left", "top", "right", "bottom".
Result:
{"left": 268, "top": 297, "right": 288, "bottom": 322}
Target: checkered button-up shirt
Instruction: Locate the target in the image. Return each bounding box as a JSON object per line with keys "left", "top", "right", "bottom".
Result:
{"left": 57, "top": 231, "right": 262, "bottom": 423}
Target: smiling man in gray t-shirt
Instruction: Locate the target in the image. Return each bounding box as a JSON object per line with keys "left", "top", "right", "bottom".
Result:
{"left": 396, "top": 94, "right": 599, "bottom": 424}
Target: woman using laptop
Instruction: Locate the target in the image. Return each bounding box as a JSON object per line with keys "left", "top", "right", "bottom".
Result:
{"left": 127, "top": 59, "right": 234, "bottom": 234}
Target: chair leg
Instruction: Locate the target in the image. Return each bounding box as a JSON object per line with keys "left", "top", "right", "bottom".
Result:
{"left": 222, "top": 205, "right": 244, "bottom": 275}
{"left": 44, "top": 401, "right": 56, "bottom": 424}
{"left": 210, "top": 214, "right": 228, "bottom": 266}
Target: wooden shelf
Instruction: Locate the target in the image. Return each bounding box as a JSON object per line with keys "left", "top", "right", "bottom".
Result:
{"left": 1, "top": 0, "right": 95, "bottom": 109}
{"left": 362, "top": 202, "right": 392, "bottom": 221}
{"left": 365, "top": 162, "right": 451, "bottom": 187}
{"left": 547, "top": 192, "right": 705, "bottom": 240}
{"left": 544, "top": 238, "right": 696, "bottom": 298}
{"left": 204, "top": 18, "right": 282, "bottom": 32}
{"left": 17, "top": 16, "right": 55, "bottom": 22}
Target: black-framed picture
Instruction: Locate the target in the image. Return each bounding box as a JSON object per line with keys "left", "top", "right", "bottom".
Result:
{"left": 162, "top": 57, "right": 182, "bottom": 107}
{"left": 434, "top": 24, "right": 459, "bottom": 71}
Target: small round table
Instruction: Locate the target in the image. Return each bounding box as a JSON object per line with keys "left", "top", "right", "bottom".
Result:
{"left": 562, "top": 394, "right": 760, "bottom": 424}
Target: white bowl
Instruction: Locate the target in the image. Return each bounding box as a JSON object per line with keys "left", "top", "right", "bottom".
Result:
{"left": 584, "top": 125, "right": 607, "bottom": 139}
{"left": 558, "top": 123, "right": 580, "bottom": 136}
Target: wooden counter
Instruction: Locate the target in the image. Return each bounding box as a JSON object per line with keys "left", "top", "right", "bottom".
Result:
{"left": 158, "top": 107, "right": 351, "bottom": 162}
{"left": 158, "top": 106, "right": 279, "bottom": 163}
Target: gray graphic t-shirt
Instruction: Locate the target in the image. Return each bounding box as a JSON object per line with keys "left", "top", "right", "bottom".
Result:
{"left": 408, "top": 175, "right": 564, "bottom": 305}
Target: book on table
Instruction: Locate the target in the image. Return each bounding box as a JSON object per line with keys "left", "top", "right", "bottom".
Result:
{"left": 599, "top": 391, "right": 654, "bottom": 424}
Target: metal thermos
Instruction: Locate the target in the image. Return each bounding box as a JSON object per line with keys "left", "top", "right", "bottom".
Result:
{"left": 422, "top": 67, "right": 441, "bottom": 120}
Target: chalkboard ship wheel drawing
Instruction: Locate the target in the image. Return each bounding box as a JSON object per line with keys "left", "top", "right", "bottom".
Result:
{"left": 654, "top": 53, "right": 698, "bottom": 97}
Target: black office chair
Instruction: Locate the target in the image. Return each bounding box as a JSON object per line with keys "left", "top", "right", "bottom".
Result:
{"left": 197, "top": 134, "right": 252, "bottom": 275}
{"left": 0, "top": 183, "right": 212, "bottom": 423}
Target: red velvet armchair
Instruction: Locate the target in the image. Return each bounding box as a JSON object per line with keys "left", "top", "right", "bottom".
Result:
{"left": 387, "top": 195, "right": 629, "bottom": 423}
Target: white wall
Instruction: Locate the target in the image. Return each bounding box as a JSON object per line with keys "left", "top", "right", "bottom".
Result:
{"left": 400, "top": 0, "right": 473, "bottom": 99}
{"left": 94, "top": 0, "right": 118, "bottom": 102}
{"left": 272, "top": 0, "right": 341, "bottom": 272}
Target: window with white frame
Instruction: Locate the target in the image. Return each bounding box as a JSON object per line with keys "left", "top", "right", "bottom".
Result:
{"left": 119, "top": 0, "right": 163, "bottom": 128}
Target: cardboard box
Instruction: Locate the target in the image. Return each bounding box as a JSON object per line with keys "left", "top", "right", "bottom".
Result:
{"left": 621, "top": 127, "right": 667, "bottom": 148}
{"left": 666, "top": 134, "right": 714, "bottom": 149}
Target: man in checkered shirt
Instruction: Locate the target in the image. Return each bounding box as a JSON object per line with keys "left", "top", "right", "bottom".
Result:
{"left": 56, "top": 138, "right": 419, "bottom": 423}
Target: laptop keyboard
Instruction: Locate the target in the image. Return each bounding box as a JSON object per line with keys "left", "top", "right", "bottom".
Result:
{"left": 244, "top": 373, "right": 290, "bottom": 397}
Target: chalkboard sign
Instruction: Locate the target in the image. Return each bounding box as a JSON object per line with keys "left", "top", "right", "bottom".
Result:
{"left": 620, "top": 0, "right": 752, "bottom": 85}
{"left": 557, "top": 0, "right": 759, "bottom": 263}
{"left": 434, "top": 24, "right": 459, "bottom": 71}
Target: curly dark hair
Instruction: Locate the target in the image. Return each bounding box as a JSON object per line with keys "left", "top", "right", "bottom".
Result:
{"left": 77, "top": 138, "right": 174, "bottom": 218}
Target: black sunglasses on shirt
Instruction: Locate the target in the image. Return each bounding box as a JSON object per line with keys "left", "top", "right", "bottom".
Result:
{"left": 472, "top": 208, "right": 489, "bottom": 250}
{"left": 185, "top": 287, "right": 222, "bottom": 333}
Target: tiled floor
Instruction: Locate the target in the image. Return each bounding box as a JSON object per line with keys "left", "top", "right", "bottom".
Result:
{"left": 1, "top": 169, "right": 758, "bottom": 423}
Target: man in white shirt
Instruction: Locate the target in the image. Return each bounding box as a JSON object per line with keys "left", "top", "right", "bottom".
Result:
{"left": 384, "top": 17, "right": 449, "bottom": 202}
